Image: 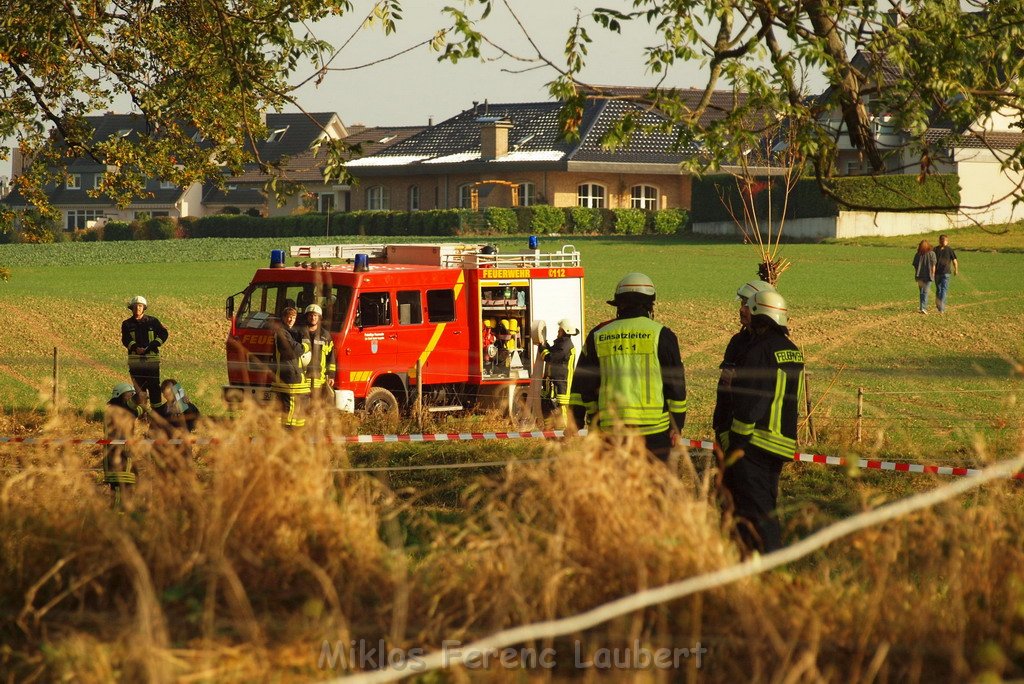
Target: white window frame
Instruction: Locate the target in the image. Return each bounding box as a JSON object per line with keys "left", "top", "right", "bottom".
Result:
{"left": 577, "top": 182, "right": 605, "bottom": 208}
{"left": 408, "top": 185, "right": 420, "bottom": 211}
{"left": 66, "top": 174, "right": 81, "bottom": 190}
{"left": 630, "top": 184, "right": 659, "bottom": 210}
{"left": 159, "top": 179, "right": 176, "bottom": 190}
{"left": 65, "top": 209, "right": 104, "bottom": 231}
{"left": 516, "top": 182, "right": 535, "bottom": 207}
{"left": 366, "top": 186, "right": 389, "bottom": 210}
{"left": 458, "top": 183, "right": 475, "bottom": 209}
{"left": 93, "top": 173, "right": 105, "bottom": 190}
{"left": 266, "top": 126, "right": 288, "bottom": 143}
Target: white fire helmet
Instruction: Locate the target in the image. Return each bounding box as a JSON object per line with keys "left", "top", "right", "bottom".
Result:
{"left": 749, "top": 290, "right": 789, "bottom": 327}
{"left": 305, "top": 304, "right": 323, "bottom": 316}
{"left": 608, "top": 272, "right": 656, "bottom": 305}
{"left": 127, "top": 295, "right": 148, "bottom": 310}
{"left": 557, "top": 319, "right": 579, "bottom": 336}
{"left": 736, "top": 280, "right": 775, "bottom": 303}
{"left": 111, "top": 382, "right": 136, "bottom": 399}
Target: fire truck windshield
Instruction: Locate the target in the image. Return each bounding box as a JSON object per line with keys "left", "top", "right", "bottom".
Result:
{"left": 236, "top": 283, "right": 352, "bottom": 333}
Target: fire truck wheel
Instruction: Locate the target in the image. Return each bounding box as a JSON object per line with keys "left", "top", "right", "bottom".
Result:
{"left": 508, "top": 386, "right": 531, "bottom": 425}
{"left": 364, "top": 387, "right": 400, "bottom": 418}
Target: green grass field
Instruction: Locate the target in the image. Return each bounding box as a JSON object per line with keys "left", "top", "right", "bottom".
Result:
{"left": 1, "top": 232, "right": 1021, "bottom": 457}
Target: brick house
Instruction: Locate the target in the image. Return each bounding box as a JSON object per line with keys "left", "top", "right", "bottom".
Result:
{"left": 346, "top": 89, "right": 756, "bottom": 213}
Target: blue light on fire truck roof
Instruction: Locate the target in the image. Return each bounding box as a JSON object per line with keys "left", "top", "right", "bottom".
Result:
{"left": 528, "top": 235, "right": 539, "bottom": 250}
{"left": 354, "top": 253, "right": 370, "bottom": 272}
{"left": 269, "top": 249, "right": 285, "bottom": 268}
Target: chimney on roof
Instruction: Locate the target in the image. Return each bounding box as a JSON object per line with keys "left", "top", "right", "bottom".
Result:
{"left": 479, "top": 118, "right": 512, "bottom": 159}
{"left": 428, "top": 115, "right": 434, "bottom": 127}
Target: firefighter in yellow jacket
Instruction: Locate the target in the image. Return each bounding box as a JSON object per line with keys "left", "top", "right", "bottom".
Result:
{"left": 722, "top": 289, "right": 805, "bottom": 554}
{"left": 104, "top": 382, "right": 145, "bottom": 507}
{"left": 568, "top": 273, "right": 687, "bottom": 461}
{"left": 300, "top": 304, "right": 337, "bottom": 406}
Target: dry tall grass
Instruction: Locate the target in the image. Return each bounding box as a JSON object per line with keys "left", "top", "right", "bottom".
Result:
{"left": 1, "top": 405, "right": 1023, "bottom": 681}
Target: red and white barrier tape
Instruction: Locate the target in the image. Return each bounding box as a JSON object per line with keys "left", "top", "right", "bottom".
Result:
{"left": 1, "top": 432, "right": 1021, "bottom": 481}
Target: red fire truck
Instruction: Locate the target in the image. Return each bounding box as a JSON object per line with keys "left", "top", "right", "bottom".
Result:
{"left": 223, "top": 242, "right": 584, "bottom": 416}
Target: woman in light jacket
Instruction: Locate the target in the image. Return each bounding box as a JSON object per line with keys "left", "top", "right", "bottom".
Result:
{"left": 912, "top": 240, "right": 937, "bottom": 314}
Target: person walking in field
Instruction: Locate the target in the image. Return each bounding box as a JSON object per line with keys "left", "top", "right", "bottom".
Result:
{"left": 121, "top": 295, "right": 169, "bottom": 407}
{"left": 912, "top": 240, "right": 937, "bottom": 314}
{"left": 721, "top": 290, "right": 805, "bottom": 554}
{"left": 713, "top": 279, "right": 777, "bottom": 453}
{"left": 568, "top": 272, "right": 687, "bottom": 462}
{"left": 271, "top": 305, "right": 308, "bottom": 428}
{"left": 933, "top": 234, "right": 959, "bottom": 313}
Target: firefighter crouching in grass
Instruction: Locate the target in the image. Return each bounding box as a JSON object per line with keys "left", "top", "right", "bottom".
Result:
{"left": 271, "top": 305, "right": 308, "bottom": 428}
{"left": 541, "top": 319, "right": 579, "bottom": 426}
{"left": 721, "top": 290, "right": 805, "bottom": 554}
{"left": 104, "top": 382, "right": 145, "bottom": 507}
{"left": 301, "top": 304, "right": 337, "bottom": 408}
{"left": 568, "top": 273, "right": 687, "bottom": 462}
{"left": 151, "top": 379, "right": 202, "bottom": 463}
{"left": 121, "top": 295, "right": 169, "bottom": 409}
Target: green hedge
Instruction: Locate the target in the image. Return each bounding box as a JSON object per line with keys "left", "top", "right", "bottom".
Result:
{"left": 613, "top": 208, "right": 646, "bottom": 235}
{"left": 103, "top": 221, "right": 134, "bottom": 241}
{"left": 691, "top": 174, "right": 961, "bottom": 223}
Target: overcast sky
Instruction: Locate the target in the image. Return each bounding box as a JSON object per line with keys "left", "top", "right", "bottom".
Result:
{"left": 289, "top": 0, "right": 708, "bottom": 127}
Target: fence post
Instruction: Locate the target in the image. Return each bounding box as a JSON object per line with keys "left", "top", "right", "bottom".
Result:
{"left": 51, "top": 347, "right": 59, "bottom": 409}
{"left": 856, "top": 387, "right": 864, "bottom": 444}
{"left": 416, "top": 359, "right": 423, "bottom": 432}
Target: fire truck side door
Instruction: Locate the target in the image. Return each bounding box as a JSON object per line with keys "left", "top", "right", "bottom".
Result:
{"left": 343, "top": 291, "right": 399, "bottom": 388}
{"left": 419, "top": 286, "right": 469, "bottom": 384}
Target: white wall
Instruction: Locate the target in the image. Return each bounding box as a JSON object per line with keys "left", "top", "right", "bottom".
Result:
{"left": 693, "top": 211, "right": 961, "bottom": 240}
{"left": 954, "top": 147, "right": 1024, "bottom": 225}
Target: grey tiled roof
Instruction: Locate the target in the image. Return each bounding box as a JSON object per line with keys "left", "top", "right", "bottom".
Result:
{"left": 924, "top": 128, "right": 1024, "bottom": 149}
{"left": 349, "top": 92, "right": 758, "bottom": 170}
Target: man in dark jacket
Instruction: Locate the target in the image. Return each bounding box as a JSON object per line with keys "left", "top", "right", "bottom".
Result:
{"left": 104, "top": 382, "right": 144, "bottom": 507}
{"left": 568, "top": 272, "right": 687, "bottom": 462}
{"left": 713, "top": 280, "right": 776, "bottom": 451}
{"left": 541, "top": 318, "right": 578, "bottom": 425}
{"left": 271, "top": 305, "right": 308, "bottom": 427}
{"left": 723, "top": 289, "right": 805, "bottom": 554}
{"left": 121, "top": 295, "right": 169, "bottom": 408}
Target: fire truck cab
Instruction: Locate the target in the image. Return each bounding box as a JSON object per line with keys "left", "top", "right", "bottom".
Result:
{"left": 223, "top": 242, "right": 584, "bottom": 416}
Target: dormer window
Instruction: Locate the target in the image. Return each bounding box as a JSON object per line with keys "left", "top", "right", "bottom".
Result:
{"left": 66, "top": 174, "right": 81, "bottom": 190}
{"left": 378, "top": 134, "right": 397, "bottom": 144}
{"left": 192, "top": 130, "right": 206, "bottom": 142}
{"left": 116, "top": 128, "right": 132, "bottom": 138}
{"left": 267, "top": 127, "right": 288, "bottom": 143}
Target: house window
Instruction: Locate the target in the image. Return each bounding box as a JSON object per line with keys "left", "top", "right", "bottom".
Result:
{"left": 116, "top": 128, "right": 132, "bottom": 138}
{"left": 458, "top": 183, "right": 475, "bottom": 209}
{"left": 93, "top": 173, "right": 105, "bottom": 190}
{"left": 577, "top": 183, "right": 605, "bottom": 208}
{"left": 397, "top": 290, "right": 423, "bottom": 325}
{"left": 159, "top": 180, "right": 176, "bottom": 190}
{"left": 134, "top": 211, "right": 170, "bottom": 219}
{"left": 408, "top": 185, "right": 420, "bottom": 211}
{"left": 66, "top": 174, "right": 81, "bottom": 190}
{"left": 845, "top": 161, "right": 863, "bottom": 176}
{"left": 366, "top": 186, "right": 389, "bottom": 210}
{"left": 630, "top": 185, "right": 659, "bottom": 210}
{"left": 318, "top": 192, "right": 335, "bottom": 212}
{"left": 65, "top": 209, "right": 104, "bottom": 231}
{"left": 516, "top": 182, "right": 535, "bottom": 207}
{"left": 266, "top": 126, "right": 288, "bottom": 143}
{"left": 426, "top": 289, "right": 456, "bottom": 322}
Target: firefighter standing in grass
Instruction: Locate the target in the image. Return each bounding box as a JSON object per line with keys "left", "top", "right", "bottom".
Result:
{"left": 541, "top": 319, "right": 579, "bottom": 425}
{"left": 104, "top": 382, "right": 145, "bottom": 507}
{"left": 713, "top": 280, "right": 777, "bottom": 452}
{"left": 568, "top": 273, "right": 687, "bottom": 462}
{"left": 121, "top": 295, "right": 169, "bottom": 408}
{"left": 301, "top": 304, "right": 336, "bottom": 406}
{"left": 722, "top": 290, "right": 805, "bottom": 554}
{"left": 272, "top": 305, "right": 308, "bottom": 428}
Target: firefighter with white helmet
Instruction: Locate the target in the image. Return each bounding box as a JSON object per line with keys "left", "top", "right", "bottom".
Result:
{"left": 121, "top": 294, "right": 169, "bottom": 408}
{"left": 721, "top": 288, "right": 805, "bottom": 554}
{"left": 300, "top": 303, "right": 336, "bottom": 407}
{"left": 541, "top": 318, "right": 579, "bottom": 426}
{"left": 568, "top": 272, "right": 687, "bottom": 461}
{"left": 713, "top": 280, "right": 777, "bottom": 451}
{"left": 103, "top": 382, "right": 144, "bottom": 507}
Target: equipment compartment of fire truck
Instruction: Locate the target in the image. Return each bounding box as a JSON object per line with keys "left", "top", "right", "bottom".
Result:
{"left": 223, "top": 241, "right": 584, "bottom": 416}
